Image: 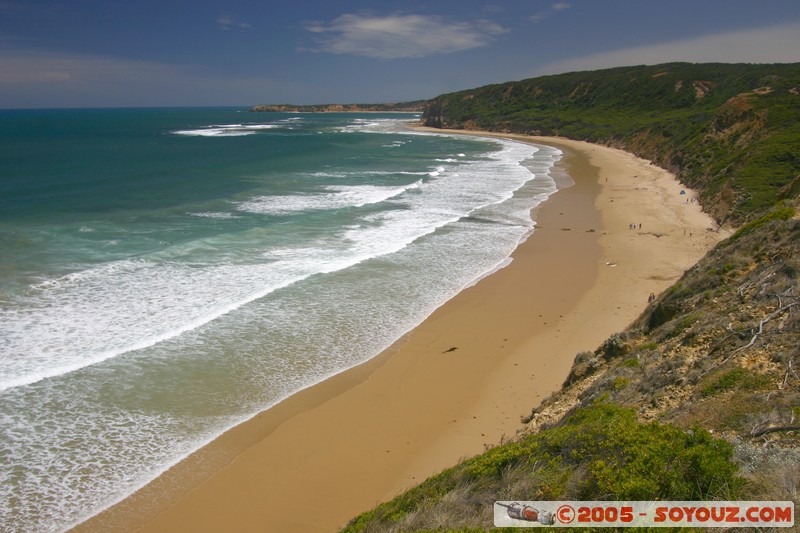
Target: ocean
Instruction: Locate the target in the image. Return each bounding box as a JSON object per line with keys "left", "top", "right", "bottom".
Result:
{"left": 0, "top": 108, "right": 562, "bottom": 531}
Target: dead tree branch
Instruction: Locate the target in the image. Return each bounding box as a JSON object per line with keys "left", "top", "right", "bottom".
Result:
{"left": 751, "top": 425, "right": 800, "bottom": 438}
{"left": 728, "top": 302, "right": 799, "bottom": 358}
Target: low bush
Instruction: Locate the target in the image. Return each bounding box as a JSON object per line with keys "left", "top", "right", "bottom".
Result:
{"left": 700, "top": 367, "right": 774, "bottom": 397}
{"left": 342, "top": 403, "right": 743, "bottom": 532}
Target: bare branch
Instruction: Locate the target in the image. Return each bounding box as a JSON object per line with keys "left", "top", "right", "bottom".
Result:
{"left": 750, "top": 425, "right": 800, "bottom": 438}
{"left": 728, "top": 302, "right": 799, "bottom": 358}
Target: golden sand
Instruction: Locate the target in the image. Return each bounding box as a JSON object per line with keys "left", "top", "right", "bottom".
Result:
{"left": 74, "top": 133, "right": 724, "bottom": 533}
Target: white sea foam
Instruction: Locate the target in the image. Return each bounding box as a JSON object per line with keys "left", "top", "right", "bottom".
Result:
{"left": 0, "top": 138, "right": 551, "bottom": 394}
{"left": 335, "top": 117, "right": 409, "bottom": 134}
{"left": 309, "top": 170, "right": 428, "bottom": 178}
{"left": 172, "top": 123, "right": 279, "bottom": 137}
{"left": 383, "top": 140, "right": 409, "bottom": 148}
{"left": 236, "top": 181, "right": 423, "bottom": 216}
{"left": 427, "top": 165, "right": 445, "bottom": 177}
{"left": 0, "top": 115, "right": 564, "bottom": 533}
{"left": 187, "top": 211, "right": 240, "bottom": 219}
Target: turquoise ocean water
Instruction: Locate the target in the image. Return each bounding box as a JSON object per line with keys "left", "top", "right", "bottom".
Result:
{"left": 0, "top": 108, "right": 562, "bottom": 531}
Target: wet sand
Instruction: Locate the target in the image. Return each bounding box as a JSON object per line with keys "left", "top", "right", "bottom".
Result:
{"left": 73, "top": 132, "right": 724, "bottom": 533}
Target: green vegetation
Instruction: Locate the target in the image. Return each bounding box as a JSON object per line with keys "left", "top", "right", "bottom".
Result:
{"left": 343, "top": 64, "right": 800, "bottom": 531}
{"left": 346, "top": 217, "right": 799, "bottom": 531}
{"left": 343, "top": 404, "right": 742, "bottom": 532}
{"left": 730, "top": 203, "right": 796, "bottom": 240}
{"left": 699, "top": 367, "right": 774, "bottom": 397}
{"left": 621, "top": 357, "right": 640, "bottom": 368}
{"left": 422, "top": 62, "right": 800, "bottom": 224}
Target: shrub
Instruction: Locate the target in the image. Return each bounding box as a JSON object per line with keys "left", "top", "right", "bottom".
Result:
{"left": 535, "top": 403, "right": 743, "bottom": 500}
{"left": 612, "top": 377, "right": 630, "bottom": 391}
{"left": 621, "top": 357, "right": 640, "bottom": 368}
{"left": 599, "top": 333, "right": 631, "bottom": 361}
{"left": 731, "top": 204, "right": 796, "bottom": 241}
{"left": 342, "top": 404, "right": 744, "bottom": 531}
{"left": 699, "top": 367, "right": 774, "bottom": 397}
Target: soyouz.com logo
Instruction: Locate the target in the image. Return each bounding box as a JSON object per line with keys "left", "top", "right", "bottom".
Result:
{"left": 493, "top": 501, "right": 795, "bottom": 527}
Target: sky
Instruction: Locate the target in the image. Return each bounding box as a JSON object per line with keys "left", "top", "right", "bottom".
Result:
{"left": 1, "top": 0, "right": 799, "bottom": 109}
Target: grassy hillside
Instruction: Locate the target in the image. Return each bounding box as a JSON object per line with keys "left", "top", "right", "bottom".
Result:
{"left": 344, "top": 64, "right": 800, "bottom": 531}
{"left": 422, "top": 63, "right": 800, "bottom": 225}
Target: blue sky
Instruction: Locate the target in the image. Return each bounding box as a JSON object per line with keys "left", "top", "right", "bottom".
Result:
{"left": 1, "top": 0, "right": 799, "bottom": 108}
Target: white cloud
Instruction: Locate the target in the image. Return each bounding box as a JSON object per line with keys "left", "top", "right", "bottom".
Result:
{"left": 530, "top": 2, "right": 571, "bottom": 23}
{"left": 537, "top": 21, "right": 800, "bottom": 74}
{"left": 301, "top": 13, "right": 508, "bottom": 59}
{"left": 217, "top": 14, "right": 251, "bottom": 31}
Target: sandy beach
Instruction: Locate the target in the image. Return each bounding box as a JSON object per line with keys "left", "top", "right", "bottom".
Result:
{"left": 74, "top": 132, "right": 724, "bottom": 533}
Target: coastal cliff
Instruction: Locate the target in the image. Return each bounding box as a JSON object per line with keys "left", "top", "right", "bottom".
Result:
{"left": 344, "top": 63, "right": 800, "bottom": 531}
{"left": 421, "top": 62, "right": 800, "bottom": 226}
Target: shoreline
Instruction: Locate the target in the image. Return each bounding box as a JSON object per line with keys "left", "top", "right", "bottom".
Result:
{"left": 73, "top": 131, "right": 724, "bottom": 533}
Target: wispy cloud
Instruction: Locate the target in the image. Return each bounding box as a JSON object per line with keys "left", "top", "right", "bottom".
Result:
{"left": 0, "top": 47, "right": 173, "bottom": 86}
{"left": 536, "top": 21, "right": 800, "bottom": 75}
{"left": 0, "top": 46, "right": 296, "bottom": 107}
{"left": 217, "top": 14, "right": 251, "bottom": 31}
{"left": 530, "top": 2, "right": 571, "bottom": 23}
{"left": 301, "top": 13, "right": 508, "bottom": 59}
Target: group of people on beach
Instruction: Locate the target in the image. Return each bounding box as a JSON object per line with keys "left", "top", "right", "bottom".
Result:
{"left": 629, "top": 222, "right": 642, "bottom": 230}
